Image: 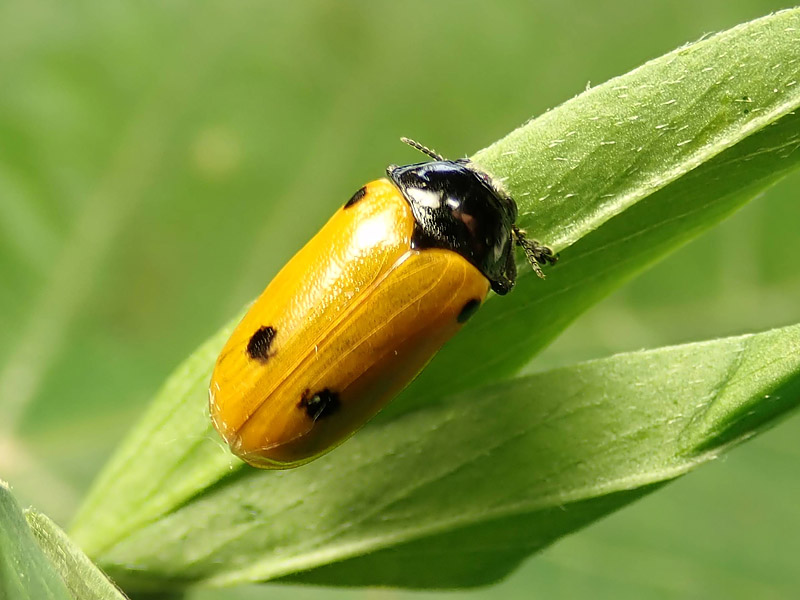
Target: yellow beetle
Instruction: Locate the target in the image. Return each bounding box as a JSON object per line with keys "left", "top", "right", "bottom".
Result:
{"left": 209, "top": 139, "right": 556, "bottom": 468}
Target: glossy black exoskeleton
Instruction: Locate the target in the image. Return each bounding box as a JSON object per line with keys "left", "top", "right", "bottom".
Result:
{"left": 387, "top": 139, "right": 556, "bottom": 295}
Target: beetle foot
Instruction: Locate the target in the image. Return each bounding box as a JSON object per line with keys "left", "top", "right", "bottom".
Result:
{"left": 512, "top": 227, "right": 558, "bottom": 279}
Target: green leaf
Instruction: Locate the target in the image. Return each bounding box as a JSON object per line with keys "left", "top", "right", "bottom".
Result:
{"left": 395, "top": 104, "right": 800, "bottom": 417}
{"left": 96, "top": 322, "right": 800, "bottom": 590}
{"left": 0, "top": 481, "right": 72, "bottom": 600}
{"left": 391, "top": 7, "right": 800, "bottom": 412}
{"left": 0, "top": 480, "right": 126, "bottom": 600}
{"left": 70, "top": 7, "right": 800, "bottom": 591}
{"left": 24, "top": 510, "right": 128, "bottom": 600}
{"left": 478, "top": 12, "right": 800, "bottom": 252}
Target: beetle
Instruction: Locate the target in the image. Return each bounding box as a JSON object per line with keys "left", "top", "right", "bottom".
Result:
{"left": 209, "top": 138, "right": 556, "bottom": 468}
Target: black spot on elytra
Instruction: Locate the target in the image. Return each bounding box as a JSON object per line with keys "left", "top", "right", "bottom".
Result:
{"left": 344, "top": 186, "right": 367, "bottom": 209}
{"left": 299, "top": 388, "right": 340, "bottom": 421}
{"left": 247, "top": 326, "right": 276, "bottom": 361}
{"left": 457, "top": 298, "right": 481, "bottom": 323}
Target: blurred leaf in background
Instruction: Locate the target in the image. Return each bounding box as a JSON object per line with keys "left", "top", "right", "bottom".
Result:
{"left": 0, "top": 480, "right": 127, "bottom": 599}
{"left": 1, "top": 1, "right": 800, "bottom": 599}
{"left": 0, "top": 481, "right": 72, "bottom": 600}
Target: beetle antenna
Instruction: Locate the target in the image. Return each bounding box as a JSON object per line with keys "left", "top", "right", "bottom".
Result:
{"left": 400, "top": 137, "right": 446, "bottom": 161}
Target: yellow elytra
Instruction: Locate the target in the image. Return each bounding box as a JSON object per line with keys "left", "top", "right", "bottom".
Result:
{"left": 209, "top": 140, "right": 556, "bottom": 468}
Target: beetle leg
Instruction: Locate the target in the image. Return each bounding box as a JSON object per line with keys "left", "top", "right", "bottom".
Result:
{"left": 512, "top": 226, "right": 558, "bottom": 279}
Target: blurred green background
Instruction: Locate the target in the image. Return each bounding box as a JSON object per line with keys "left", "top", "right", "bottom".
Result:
{"left": 1, "top": 1, "right": 799, "bottom": 598}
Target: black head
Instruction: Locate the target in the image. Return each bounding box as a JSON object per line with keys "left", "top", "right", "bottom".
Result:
{"left": 387, "top": 159, "right": 518, "bottom": 294}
